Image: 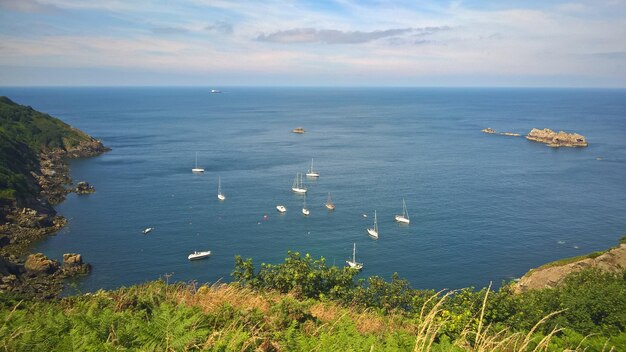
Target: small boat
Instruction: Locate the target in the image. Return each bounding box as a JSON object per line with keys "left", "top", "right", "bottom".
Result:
{"left": 217, "top": 176, "right": 225, "bottom": 201}
{"left": 291, "top": 173, "right": 307, "bottom": 194}
{"left": 276, "top": 205, "right": 287, "bottom": 213}
{"left": 302, "top": 194, "right": 310, "bottom": 216}
{"left": 325, "top": 192, "right": 335, "bottom": 210}
{"left": 188, "top": 250, "right": 211, "bottom": 260}
{"left": 367, "top": 210, "right": 379, "bottom": 239}
{"left": 346, "top": 243, "right": 363, "bottom": 270}
{"left": 192, "top": 152, "right": 205, "bottom": 173}
{"left": 394, "top": 198, "right": 410, "bottom": 224}
{"left": 292, "top": 127, "right": 305, "bottom": 134}
{"left": 210, "top": 89, "right": 221, "bottom": 93}
{"left": 143, "top": 227, "right": 153, "bottom": 234}
{"left": 306, "top": 158, "right": 320, "bottom": 178}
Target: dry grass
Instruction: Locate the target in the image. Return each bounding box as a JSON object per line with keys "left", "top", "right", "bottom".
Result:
{"left": 101, "top": 281, "right": 613, "bottom": 351}
{"left": 173, "top": 282, "right": 274, "bottom": 315}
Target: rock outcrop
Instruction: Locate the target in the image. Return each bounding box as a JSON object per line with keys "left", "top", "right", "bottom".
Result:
{"left": 526, "top": 128, "right": 588, "bottom": 148}
{"left": 482, "top": 128, "right": 521, "bottom": 136}
{"left": 75, "top": 181, "right": 95, "bottom": 194}
{"left": 24, "top": 253, "right": 60, "bottom": 275}
{"left": 62, "top": 253, "right": 91, "bottom": 274}
{"left": 514, "top": 242, "right": 626, "bottom": 293}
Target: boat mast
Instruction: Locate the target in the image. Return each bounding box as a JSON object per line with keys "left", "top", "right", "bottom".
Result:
{"left": 374, "top": 210, "right": 378, "bottom": 232}
{"left": 403, "top": 198, "right": 409, "bottom": 219}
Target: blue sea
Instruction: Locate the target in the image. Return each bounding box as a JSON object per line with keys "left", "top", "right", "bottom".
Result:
{"left": 2, "top": 87, "right": 625, "bottom": 293}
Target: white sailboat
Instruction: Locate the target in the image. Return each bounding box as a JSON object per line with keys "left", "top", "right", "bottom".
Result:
{"left": 346, "top": 243, "right": 363, "bottom": 270}
{"left": 217, "top": 177, "right": 225, "bottom": 201}
{"left": 394, "top": 198, "right": 410, "bottom": 224}
{"left": 291, "top": 173, "right": 307, "bottom": 194}
{"left": 325, "top": 192, "right": 335, "bottom": 210}
{"left": 188, "top": 250, "right": 211, "bottom": 260}
{"left": 367, "top": 210, "right": 379, "bottom": 239}
{"left": 306, "top": 158, "right": 320, "bottom": 178}
{"left": 302, "top": 193, "right": 310, "bottom": 216}
{"left": 192, "top": 152, "right": 204, "bottom": 173}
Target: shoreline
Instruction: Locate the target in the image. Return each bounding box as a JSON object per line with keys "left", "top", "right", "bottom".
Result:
{"left": 0, "top": 134, "right": 109, "bottom": 298}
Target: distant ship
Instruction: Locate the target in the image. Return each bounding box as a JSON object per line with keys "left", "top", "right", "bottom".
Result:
{"left": 211, "top": 89, "right": 221, "bottom": 93}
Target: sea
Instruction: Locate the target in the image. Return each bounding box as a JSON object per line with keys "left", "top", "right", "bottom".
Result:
{"left": 1, "top": 87, "right": 625, "bottom": 293}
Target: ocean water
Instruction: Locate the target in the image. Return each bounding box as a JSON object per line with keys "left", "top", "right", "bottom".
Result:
{"left": 2, "top": 87, "right": 625, "bottom": 292}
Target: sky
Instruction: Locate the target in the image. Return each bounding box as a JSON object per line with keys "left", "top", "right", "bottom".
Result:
{"left": 0, "top": 0, "right": 625, "bottom": 87}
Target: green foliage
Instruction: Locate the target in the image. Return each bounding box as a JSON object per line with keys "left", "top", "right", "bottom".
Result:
{"left": 233, "top": 251, "right": 358, "bottom": 300}
{"left": 0, "top": 256, "right": 624, "bottom": 351}
{"left": 0, "top": 96, "right": 94, "bottom": 202}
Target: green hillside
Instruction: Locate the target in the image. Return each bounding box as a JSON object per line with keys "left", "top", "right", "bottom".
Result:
{"left": 0, "top": 252, "right": 624, "bottom": 351}
{"left": 0, "top": 96, "right": 95, "bottom": 203}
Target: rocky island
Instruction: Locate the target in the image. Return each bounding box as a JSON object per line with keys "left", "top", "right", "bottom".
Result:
{"left": 526, "top": 128, "right": 588, "bottom": 147}
{"left": 0, "top": 96, "right": 109, "bottom": 298}
{"left": 482, "top": 128, "right": 521, "bottom": 136}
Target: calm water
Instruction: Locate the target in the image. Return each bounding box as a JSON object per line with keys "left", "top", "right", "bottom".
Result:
{"left": 2, "top": 87, "right": 625, "bottom": 292}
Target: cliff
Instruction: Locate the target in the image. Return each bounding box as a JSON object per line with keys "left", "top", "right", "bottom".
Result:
{"left": 525, "top": 128, "right": 588, "bottom": 147}
{"left": 514, "top": 238, "right": 626, "bottom": 293}
{"left": 0, "top": 96, "right": 108, "bottom": 297}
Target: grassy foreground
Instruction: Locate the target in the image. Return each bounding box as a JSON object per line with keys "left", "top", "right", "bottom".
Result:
{"left": 1, "top": 252, "right": 625, "bottom": 351}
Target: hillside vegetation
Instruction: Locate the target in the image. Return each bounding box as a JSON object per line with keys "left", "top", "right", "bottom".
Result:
{"left": 1, "top": 252, "right": 624, "bottom": 351}
{"left": 0, "top": 96, "right": 96, "bottom": 203}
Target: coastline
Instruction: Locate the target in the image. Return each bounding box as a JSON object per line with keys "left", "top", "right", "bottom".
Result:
{"left": 0, "top": 116, "right": 109, "bottom": 298}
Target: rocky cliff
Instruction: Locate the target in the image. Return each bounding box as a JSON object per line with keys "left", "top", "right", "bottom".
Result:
{"left": 525, "top": 128, "right": 588, "bottom": 147}
{"left": 514, "top": 239, "right": 626, "bottom": 293}
{"left": 0, "top": 96, "right": 108, "bottom": 298}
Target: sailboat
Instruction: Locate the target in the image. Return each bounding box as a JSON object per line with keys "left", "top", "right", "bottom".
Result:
{"left": 306, "top": 158, "right": 320, "bottom": 178}
{"left": 302, "top": 193, "right": 310, "bottom": 216}
{"left": 367, "top": 210, "right": 379, "bottom": 239}
{"left": 394, "top": 198, "right": 410, "bottom": 224}
{"left": 217, "top": 177, "right": 225, "bottom": 201}
{"left": 192, "top": 152, "right": 204, "bottom": 173}
{"left": 325, "top": 192, "right": 335, "bottom": 210}
{"left": 291, "top": 173, "right": 307, "bottom": 194}
{"left": 346, "top": 243, "right": 363, "bottom": 270}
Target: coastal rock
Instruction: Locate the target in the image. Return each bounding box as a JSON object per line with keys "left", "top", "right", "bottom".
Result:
{"left": 525, "top": 128, "right": 588, "bottom": 147}
{"left": 75, "top": 181, "right": 95, "bottom": 194}
{"left": 62, "top": 253, "right": 91, "bottom": 274}
{"left": 514, "top": 242, "right": 626, "bottom": 293}
{"left": 500, "top": 132, "right": 521, "bottom": 137}
{"left": 0, "top": 255, "right": 20, "bottom": 276}
{"left": 63, "top": 253, "right": 83, "bottom": 266}
{"left": 24, "top": 253, "right": 60, "bottom": 275}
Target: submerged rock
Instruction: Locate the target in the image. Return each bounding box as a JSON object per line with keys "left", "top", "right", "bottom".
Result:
{"left": 526, "top": 128, "right": 588, "bottom": 147}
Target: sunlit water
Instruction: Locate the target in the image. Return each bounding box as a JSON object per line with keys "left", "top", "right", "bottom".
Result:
{"left": 2, "top": 87, "right": 625, "bottom": 292}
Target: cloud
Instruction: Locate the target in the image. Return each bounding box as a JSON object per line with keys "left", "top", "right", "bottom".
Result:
{"left": 591, "top": 51, "right": 626, "bottom": 60}
{"left": 0, "top": 0, "right": 60, "bottom": 13}
{"left": 205, "top": 21, "right": 233, "bottom": 34}
{"left": 256, "top": 27, "right": 420, "bottom": 44}
{"left": 151, "top": 26, "right": 189, "bottom": 35}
